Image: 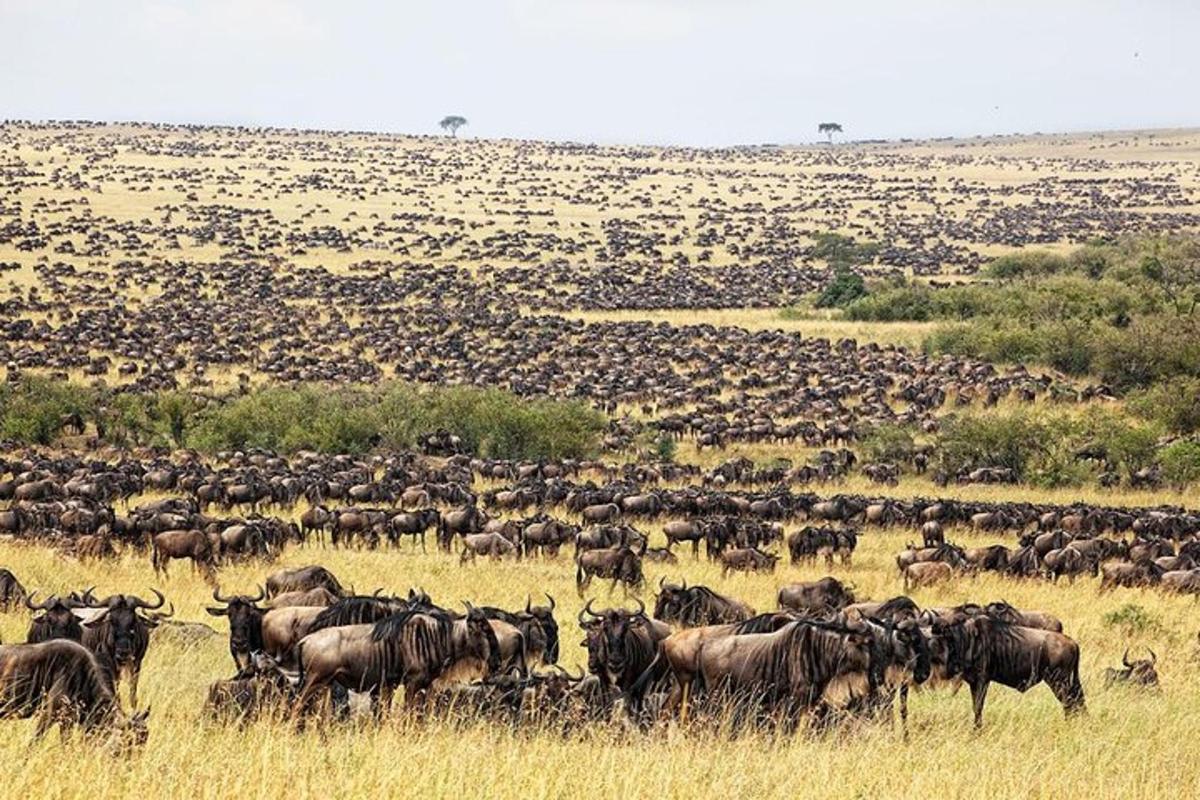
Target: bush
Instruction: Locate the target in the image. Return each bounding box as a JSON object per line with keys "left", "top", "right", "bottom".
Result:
{"left": 1159, "top": 441, "right": 1200, "bottom": 489}
{"left": 860, "top": 423, "right": 916, "bottom": 463}
{"left": 1128, "top": 377, "right": 1200, "bottom": 434}
{"left": 1102, "top": 604, "right": 1164, "bottom": 636}
{"left": 654, "top": 434, "right": 678, "bottom": 462}
{"left": 815, "top": 266, "right": 867, "bottom": 309}
{"left": 986, "top": 250, "right": 1070, "bottom": 280}
{"left": 0, "top": 377, "right": 94, "bottom": 445}
{"left": 935, "top": 409, "right": 1054, "bottom": 478}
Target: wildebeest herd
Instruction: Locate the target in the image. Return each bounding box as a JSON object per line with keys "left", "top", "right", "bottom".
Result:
{"left": 2, "top": 444, "right": 1193, "bottom": 750}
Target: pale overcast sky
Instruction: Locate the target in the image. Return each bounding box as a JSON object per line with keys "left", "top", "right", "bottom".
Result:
{"left": 1, "top": 0, "right": 1195, "bottom": 145}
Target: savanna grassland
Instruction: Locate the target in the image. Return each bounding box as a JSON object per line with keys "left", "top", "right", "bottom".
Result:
{"left": 3, "top": 123, "right": 1200, "bottom": 800}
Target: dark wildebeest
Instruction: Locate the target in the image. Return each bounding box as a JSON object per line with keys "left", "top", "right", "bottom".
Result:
{"left": 294, "top": 604, "right": 501, "bottom": 715}
{"left": 575, "top": 543, "right": 645, "bottom": 595}
{"left": 694, "top": 619, "right": 877, "bottom": 730}
{"left": 581, "top": 503, "right": 621, "bottom": 525}
{"left": 777, "top": 577, "right": 855, "bottom": 616}
{"left": 437, "top": 504, "right": 486, "bottom": 552}
{"left": 921, "top": 520, "right": 944, "bottom": 548}
{"left": 265, "top": 565, "right": 345, "bottom": 599}
{"left": 1099, "top": 560, "right": 1165, "bottom": 591}
{"left": 836, "top": 612, "right": 932, "bottom": 733}
{"left": 79, "top": 590, "right": 169, "bottom": 709}
{"left": 151, "top": 529, "right": 215, "bottom": 580}
{"left": 389, "top": 509, "right": 441, "bottom": 551}
{"left": 479, "top": 595, "right": 560, "bottom": 667}
{"left": 719, "top": 547, "right": 779, "bottom": 577}
{"left": 522, "top": 518, "right": 577, "bottom": 557}
{"left": 1104, "top": 648, "right": 1158, "bottom": 688}
{"left": 25, "top": 593, "right": 87, "bottom": 643}
{"left": 0, "top": 568, "right": 27, "bottom": 610}
{"left": 205, "top": 586, "right": 267, "bottom": 671}
{"left": 663, "top": 520, "right": 705, "bottom": 558}
{"left": 932, "top": 616, "right": 1085, "bottom": 728}
{"left": 653, "top": 578, "right": 753, "bottom": 627}
{"left": 578, "top": 600, "right": 671, "bottom": 712}
{"left": 0, "top": 640, "right": 150, "bottom": 746}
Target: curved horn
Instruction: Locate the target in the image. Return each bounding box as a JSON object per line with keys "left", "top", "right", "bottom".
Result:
{"left": 1122, "top": 648, "right": 1131, "bottom": 668}
{"left": 681, "top": 577, "right": 687, "bottom": 590}
{"left": 525, "top": 594, "right": 533, "bottom": 614}
{"left": 131, "top": 588, "right": 166, "bottom": 610}
{"left": 212, "top": 587, "right": 231, "bottom": 604}
{"left": 658, "top": 575, "right": 666, "bottom": 591}
{"left": 632, "top": 597, "right": 645, "bottom": 616}
{"left": 545, "top": 592, "right": 556, "bottom": 611}
{"left": 251, "top": 584, "right": 266, "bottom": 603}
{"left": 24, "top": 591, "right": 49, "bottom": 612}
{"left": 1148, "top": 648, "right": 1157, "bottom": 664}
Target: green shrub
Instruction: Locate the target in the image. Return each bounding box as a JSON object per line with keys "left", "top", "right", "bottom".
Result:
{"left": 986, "top": 250, "right": 1070, "bottom": 280}
{"left": 860, "top": 423, "right": 916, "bottom": 463}
{"left": 0, "top": 377, "right": 95, "bottom": 445}
{"left": 1159, "top": 441, "right": 1200, "bottom": 489}
{"left": 815, "top": 266, "right": 867, "bottom": 309}
{"left": 1128, "top": 377, "right": 1200, "bottom": 434}
{"left": 1102, "top": 604, "right": 1163, "bottom": 636}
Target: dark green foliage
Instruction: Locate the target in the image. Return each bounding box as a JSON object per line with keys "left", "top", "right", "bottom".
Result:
{"left": 1128, "top": 377, "right": 1200, "bottom": 434}
{"left": 815, "top": 266, "right": 867, "bottom": 308}
{"left": 860, "top": 423, "right": 916, "bottom": 464}
{"left": 0, "top": 377, "right": 94, "bottom": 445}
{"left": 1159, "top": 441, "right": 1200, "bottom": 489}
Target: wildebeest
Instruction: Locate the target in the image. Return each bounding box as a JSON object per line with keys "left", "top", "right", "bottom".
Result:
{"left": 903, "top": 561, "right": 954, "bottom": 591}
{"left": 777, "top": 577, "right": 856, "bottom": 615}
{"left": 294, "top": 604, "right": 501, "bottom": 715}
{"left": 578, "top": 600, "right": 671, "bottom": 706}
{"left": 205, "top": 651, "right": 297, "bottom": 723}
{"left": 0, "top": 568, "right": 28, "bottom": 610}
{"left": 719, "top": 546, "right": 779, "bottom": 577}
{"left": 268, "top": 587, "right": 341, "bottom": 609}
{"left": 389, "top": 508, "right": 441, "bottom": 551}
{"left": 206, "top": 586, "right": 267, "bottom": 671}
{"left": 459, "top": 531, "right": 520, "bottom": 562}
{"left": 932, "top": 615, "right": 1084, "bottom": 727}
{"left": 575, "top": 542, "right": 645, "bottom": 595}
{"left": 0, "top": 639, "right": 150, "bottom": 747}
{"left": 79, "top": 590, "right": 169, "bottom": 709}
{"left": 653, "top": 578, "right": 753, "bottom": 627}
{"left": 265, "top": 565, "right": 345, "bottom": 598}
{"left": 25, "top": 592, "right": 87, "bottom": 643}
{"left": 1104, "top": 648, "right": 1158, "bottom": 688}
{"left": 479, "top": 595, "right": 560, "bottom": 667}
{"left": 151, "top": 529, "right": 215, "bottom": 580}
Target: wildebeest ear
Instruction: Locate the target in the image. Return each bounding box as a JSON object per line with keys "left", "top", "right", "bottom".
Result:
{"left": 205, "top": 606, "right": 228, "bottom": 616}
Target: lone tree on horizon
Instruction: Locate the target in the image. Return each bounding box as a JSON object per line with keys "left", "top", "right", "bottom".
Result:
{"left": 818, "top": 122, "right": 843, "bottom": 144}
{"left": 439, "top": 115, "right": 468, "bottom": 137}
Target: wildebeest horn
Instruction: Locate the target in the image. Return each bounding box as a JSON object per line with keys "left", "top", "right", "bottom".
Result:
{"left": 525, "top": 594, "right": 533, "bottom": 613}
{"left": 658, "top": 575, "right": 666, "bottom": 590}
{"left": 632, "top": 598, "right": 645, "bottom": 616}
{"left": 212, "top": 587, "right": 231, "bottom": 604}
{"left": 1148, "top": 648, "right": 1157, "bottom": 664}
{"left": 251, "top": 584, "right": 265, "bottom": 603}
{"left": 24, "top": 591, "right": 51, "bottom": 611}
{"left": 130, "top": 589, "right": 166, "bottom": 610}
{"left": 1122, "top": 648, "right": 1131, "bottom": 668}
{"left": 545, "top": 592, "right": 556, "bottom": 611}
{"left": 578, "top": 598, "right": 599, "bottom": 624}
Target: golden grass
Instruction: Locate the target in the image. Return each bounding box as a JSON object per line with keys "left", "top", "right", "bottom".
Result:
{"left": 1, "top": 519, "right": 1197, "bottom": 799}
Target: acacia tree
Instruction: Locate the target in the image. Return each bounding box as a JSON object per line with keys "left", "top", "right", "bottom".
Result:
{"left": 439, "top": 115, "right": 468, "bottom": 137}
{"left": 818, "top": 122, "right": 843, "bottom": 143}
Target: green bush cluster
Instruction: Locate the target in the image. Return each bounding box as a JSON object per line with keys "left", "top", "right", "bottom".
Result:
{"left": 0, "top": 379, "right": 606, "bottom": 459}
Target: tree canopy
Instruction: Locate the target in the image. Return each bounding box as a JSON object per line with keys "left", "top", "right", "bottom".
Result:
{"left": 439, "top": 115, "right": 468, "bottom": 136}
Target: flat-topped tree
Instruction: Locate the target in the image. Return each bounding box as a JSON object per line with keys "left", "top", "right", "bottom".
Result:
{"left": 439, "top": 115, "right": 468, "bottom": 137}
{"left": 818, "top": 122, "right": 843, "bottom": 143}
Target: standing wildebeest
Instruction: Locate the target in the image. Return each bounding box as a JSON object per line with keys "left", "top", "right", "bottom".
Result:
{"left": 720, "top": 547, "right": 779, "bottom": 577}
{"left": 80, "top": 590, "right": 169, "bottom": 709}
{"left": 205, "top": 586, "right": 267, "bottom": 671}
{"left": 268, "top": 587, "right": 340, "bottom": 609}
{"left": 581, "top": 503, "right": 621, "bottom": 524}
{"left": 777, "top": 577, "right": 855, "bottom": 615}
{"left": 921, "top": 520, "right": 945, "bottom": 548}
{"left": 265, "top": 565, "right": 345, "bottom": 599}
{"left": 479, "top": 595, "right": 560, "bottom": 667}
{"left": 653, "top": 578, "right": 753, "bottom": 627}
{"left": 459, "top": 532, "right": 520, "bottom": 563}
{"left": 523, "top": 518, "right": 577, "bottom": 557}
{"left": 695, "top": 619, "right": 877, "bottom": 730}
{"left": 0, "top": 568, "right": 28, "bottom": 610}
{"left": 1104, "top": 648, "right": 1159, "bottom": 688}
{"left": 389, "top": 509, "right": 441, "bottom": 551}
{"left": 578, "top": 600, "right": 671, "bottom": 706}
{"left": 437, "top": 504, "right": 486, "bottom": 552}
{"left": 0, "top": 640, "right": 150, "bottom": 746}
{"left": 663, "top": 520, "right": 705, "bottom": 557}
{"left": 903, "top": 561, "right": 954, "bottom": 591}
{"left": 932, "top": 616, "right": 1085, "bottom": 728}
{"left": 294, "top": 604, "right": 500, "bottom": 714}
{"left": 576, "top": 542, "right": 645, "bottom": 595}
{"left": 151, "top": 529, "right": 215, "bottom": 580}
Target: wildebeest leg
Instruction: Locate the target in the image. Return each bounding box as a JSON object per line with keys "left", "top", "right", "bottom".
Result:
{"left": 898, "top": 685, "right": 909, "bottom": 739}
{"left": 970, "top": 680, "right": 989, "bottom": 729}
{"left": 127, "top": 665, "right": 140, "bottom": 711}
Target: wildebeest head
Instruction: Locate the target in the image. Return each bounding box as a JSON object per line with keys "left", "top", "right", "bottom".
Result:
{"left": 653, "top": 576, "right": 688, "bottom": 623}
{"left": 84, "top": 590, "right": 167, "bottom": 666}
{"left": 463, "top": 603, "right": 502, "bottom": 675}
{"left": 894, "top": 618, "right": 932, "bottom": 684}
{"left": 205, "top": 585, "right": 267, "bottom": 671}
{"left": 1106, "top": 648, "right": 1159, "bottom": 688}
{"left": 524, "top": 593, "right": 559, "bottom": 664}
{"left": 25, "top": 592, "right": 87, "bottom": 642}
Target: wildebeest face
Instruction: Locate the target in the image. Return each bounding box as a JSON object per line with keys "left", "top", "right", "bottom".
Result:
{"left": 897, "top": 620, "right": 931, "bottom": 684}
{"left": 465, "top": 608, "right": 502, "bottom": 674}
{"left": 526, "top": 594, "right": 559, "bottom": 664}
{"left": 653, "top": 582, "right": 685, "bottom": 622}
{"left": 206, "top": 596, "right": 265, "bottom": 671}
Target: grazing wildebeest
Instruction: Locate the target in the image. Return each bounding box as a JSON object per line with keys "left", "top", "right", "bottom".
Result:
{"left": 265, "top": 565, "right": 345, "bottom": 599}
{"left": 0, "top": 639, "right": 150, "bottom": 747}
{"left": 653, "top": 578, "right": 753, "bottom": 627}
{"left": 459, "top": 532, "right": 520, "bottom": 563}
{"left": 932, "top": 616, "right": 1084, "bottom": 728}
{"left": 777, "top": 577, "right": 856, "bottom": 615}
{"left": 0, "top": 568, "right": 28, "bottom": 610}
{"left": 694, "top": 619, "right": 877, "bottom": 729}
{"left": 205, "top": 586, "right": 267, "bottom": 671}
{"left": 1104, "top": 648, "right": 1158, "bottom": 688}
{"left": 79, "top": 590, "right": 169, "bottom": 709}
{"left": 151, "top": 529, "right": 215, "bottom": 580}
{"left": 575, "top": 543, "right": 644, "bottom": 595}
{"left": 294, "top": 604, "right": 501, "bottom": 715}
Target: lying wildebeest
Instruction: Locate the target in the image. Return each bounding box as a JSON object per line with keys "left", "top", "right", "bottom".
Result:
{"left": 654, "top": 578, "right": 753, "bottom": 627}
{"left": 206, "top": 586, "right": 267, "bottom": 671}
{"left": 151, "top": 529, "right": 215, "bottom": 580}
{"left": 460, "top": 531, "right": 520, "bottom": 563}
{"left": 575, "top": 542, "right": 644, "bottom": 595}
{"left": 1104, "top": 648, "right": 1158, "bottom": 688}
{"left": 694, "top": 619, "right": 877, "bottom": 730}
{"left": 265, "top": 565, "right": 345, "bottom": 598}
{"left": 0, "top": 568, "right": 28, "bottom": 610}
{"left": 719, "top": 546, "right": 779, "bottom": 577}
{"left": 903, "top": 561, "right": 953, "bottom": 591}
{"left": 0, "top": 639, "right": 150, "bottom": 747}
{"left": 294, "top": 604, "right": 501, "bottom": 715}
{"left": 932, "top": 615, "right": 1084, "bottom": 728}
{"left": 206, "top": 651, "right": 297, "bottom": 723}
{"left": 777, "top": 577, "right": 855, "bottom": 615}
{"left": 79, "top": 590, "right": 169, "bottom": 709}
{"left": 1099, "top": 560, "right": 1164, "bottom": 591}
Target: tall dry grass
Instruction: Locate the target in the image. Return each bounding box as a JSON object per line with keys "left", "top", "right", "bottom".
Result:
{"left": 1, "top": 520, "right": 1196, "bottom": 800}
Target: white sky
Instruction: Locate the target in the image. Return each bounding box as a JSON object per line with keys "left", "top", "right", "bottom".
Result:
{"left": 1, "top": 0, "right": 1196, "bottom": 146}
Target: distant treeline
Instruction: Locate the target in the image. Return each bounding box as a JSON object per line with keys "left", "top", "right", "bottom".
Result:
{"left": 0, "top": 379, "right": 607, "bottom": 459}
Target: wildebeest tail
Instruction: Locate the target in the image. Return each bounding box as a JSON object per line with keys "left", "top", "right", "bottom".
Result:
{"left": 622, "top": 648, "right": 666, "bottom": 713}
